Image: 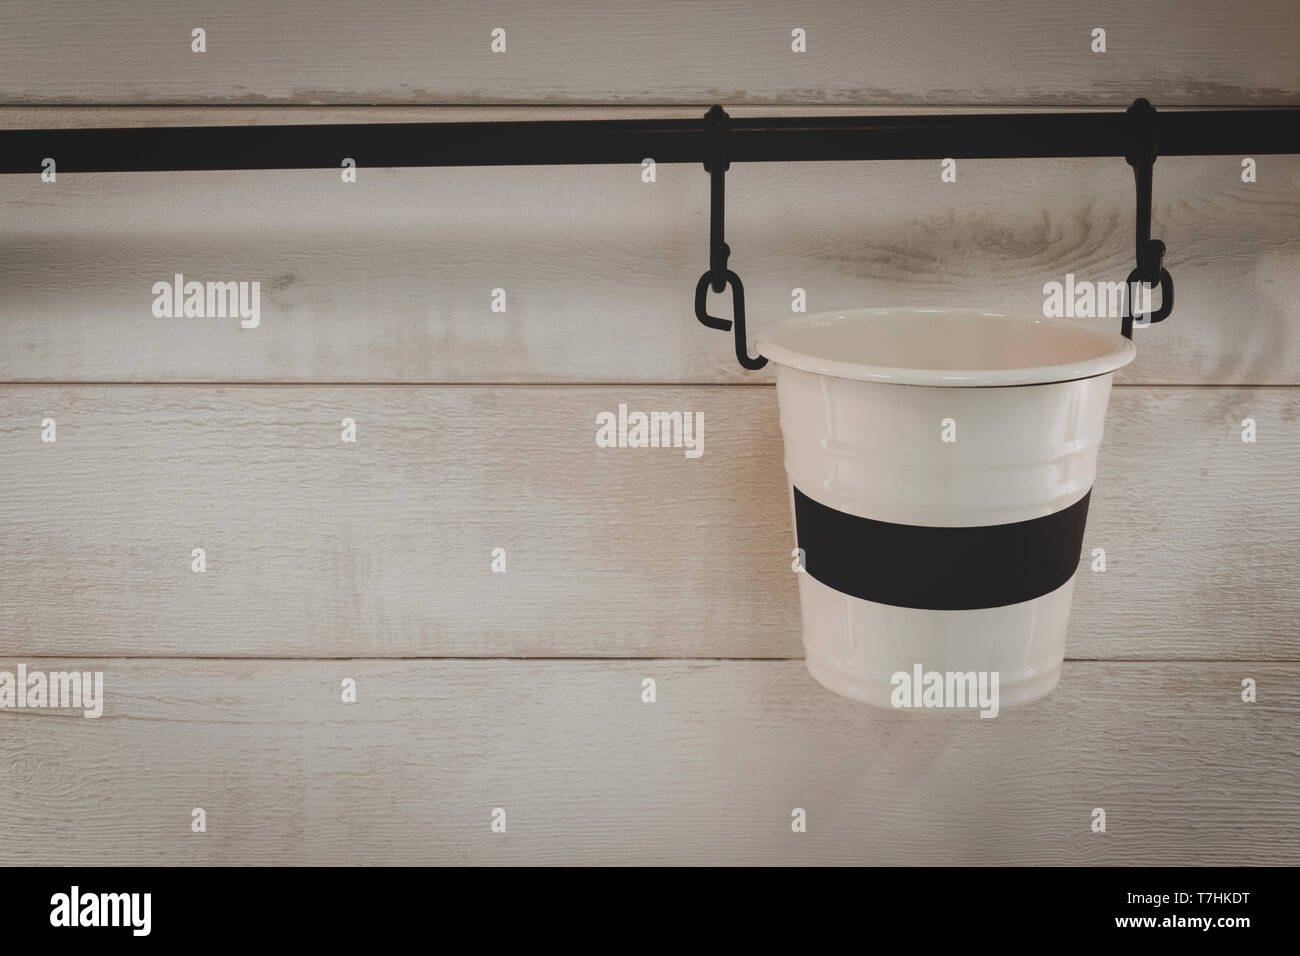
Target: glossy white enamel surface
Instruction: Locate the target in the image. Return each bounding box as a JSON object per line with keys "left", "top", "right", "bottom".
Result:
{"left": 757, "top": 307, "right": 1135, "bottom": 386}
{"left": 798, "top": 575, "right": 1074, "bottom": 709}
{"left": 767, "top": 309, "right": 1124, "bottom": 709}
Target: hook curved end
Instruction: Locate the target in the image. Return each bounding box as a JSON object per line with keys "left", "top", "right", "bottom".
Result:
{"left": 694, "top": 270, "right": 767, "bottom": 371}
{"left": 1121, "top": 266, "right": 1174, "bottom": 338}
{"left": 694, "top": 271, "right": 732, "bottom": 332}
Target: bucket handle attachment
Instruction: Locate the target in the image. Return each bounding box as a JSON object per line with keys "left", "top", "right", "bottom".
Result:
{"left": 694, "top": 268, "right": 766, "bottom": 371}
{"left": 1121, "top": 98, "right": 1174, "bottom": 339}
{"left": 694, "top": 105, "right": 768, "bottom": 370}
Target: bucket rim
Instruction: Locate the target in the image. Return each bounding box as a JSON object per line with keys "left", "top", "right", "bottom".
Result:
{"left": 756, "top": 307, "right": 1137, "bottom": 387}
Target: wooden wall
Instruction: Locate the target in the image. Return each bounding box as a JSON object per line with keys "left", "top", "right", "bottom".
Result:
{"left": 0, "top": 1, "right": 1296, "bottom": 865}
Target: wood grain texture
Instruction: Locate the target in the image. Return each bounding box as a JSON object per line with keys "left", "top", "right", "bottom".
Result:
{"left": 0, "top": 658, "right": 1294, "bottom": 865}
{"left": 1, "top": 107, "right": 1297, "bottom": 385}
{"left": 1, "top": 1, "right": 1297, "bottom": 106}
{"left": 1, "top": 385, "right": 1295, "bottom": 661}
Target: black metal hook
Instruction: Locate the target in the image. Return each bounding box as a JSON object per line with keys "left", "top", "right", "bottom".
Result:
{"left": 695, "top": 105, "right": 767, "bottom": 370}
{"left": 703, "top": 104, "right": 730, "bottom": 294}
{"left": 694, "top": 268, "right": 766, "bottom": 370}
{"left": 1121, "top": 98, "right": 1174, "bottom": 339}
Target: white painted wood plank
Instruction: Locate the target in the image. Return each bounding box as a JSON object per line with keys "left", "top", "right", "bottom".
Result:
{"left": 0, "top": 659, "right": 1294, "bottom": 865}
{"left": 1, "top": 111, "right": 1296, "bottom": 384}
{"left": 1, "top": 1, "right": 1297, "bottom": 105}
{"left": 0, "top": 385, "right": 1294, "bottom": 660}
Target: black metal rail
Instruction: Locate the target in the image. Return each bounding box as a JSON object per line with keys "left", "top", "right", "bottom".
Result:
{"left": 1, "top": 107, "right": 1297, "bottom": 172}
{"left": 3, "top": 101, "right": 1297, "bottom": 367}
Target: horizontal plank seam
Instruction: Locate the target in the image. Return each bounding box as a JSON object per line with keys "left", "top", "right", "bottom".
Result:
{"left": 3, "top": 101, "right": 1293, "bottom": 111}
{"left": 1, "top": 382, "right": 1297, "bottom": 389}
{"left": 0, "top": 655, "right": 1294, "bottom": 663}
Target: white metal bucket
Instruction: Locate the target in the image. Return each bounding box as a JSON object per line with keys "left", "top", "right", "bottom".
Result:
{"left": 757, "top": 308, "right": 1136, "bottom": 710}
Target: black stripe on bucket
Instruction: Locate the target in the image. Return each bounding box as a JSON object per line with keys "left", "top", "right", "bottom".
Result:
{"left": 793, "top": 487, "right": 1092, "bottom": 610}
